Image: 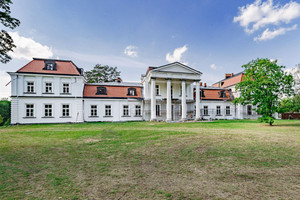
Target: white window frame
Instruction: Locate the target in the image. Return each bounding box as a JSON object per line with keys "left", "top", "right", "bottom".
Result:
{"left": 216, "top": 106, "right": 221, "bottom": 115}
{"left": 26, "top": 81, "right": 35, "bottom": 93}
{"left": 123, "top": 105, "right": 129, "bottom": 116}
{"left": 105, "top": 105, "right": 112, "bottom": 116}
{"left": 135, "top": 105, "right": 141, "bottom": 116}
{"left": 62, "top": 83, "right": 70, "bottom": 94}
{"left": 226, "top": 106, "right": 231, "bottom": 115}
{"left": 62, "top": 104, "right": 70, "bottom": 117}
{"left": 45, "top": 82, "right": 53, "bottom": 93}
{"left": 203, "top": 106, "right": 208, "bottom": 116}
{"left": 25, "top": 104, "right": 34, "bottom": 117}
{"left": 90, "top": 105, "right": 98, "bottom": 117}
{"left": 44, "top": 104, "right": 53, "bottom": 117}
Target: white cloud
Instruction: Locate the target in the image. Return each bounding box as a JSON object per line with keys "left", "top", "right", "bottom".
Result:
{"left": 124, "top": 45, "right": 138, "bottom": 57}
{"left": 254, "top": 24, "right": 297, "bottom": 41}
{"left": 166, "top": 45, "right": 188, "bottom": 64}
{"left": 234, "top": 0, "right": 300, "bottom": 40}
{"left": 210, "top": 64, "right": 217, "bottom": 70}
{"left": 8, "top": 32, "right": 53, "bottom": 60}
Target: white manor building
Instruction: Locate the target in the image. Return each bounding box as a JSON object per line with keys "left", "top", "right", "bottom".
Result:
{"left": 8, "top": 58, "right": 259, "bottom": 124}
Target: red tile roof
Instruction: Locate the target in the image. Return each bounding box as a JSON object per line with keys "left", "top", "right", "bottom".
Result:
{"left": 201, "top": 89, "right": 231, "bottom": 101}
{"left": 17, "top": 58, "right": 81, "bottom": 75}
{"left": 194, "top": 87, "right": 232, "bottom": 101}
{"left": 84, "top": 84, "right": 142, "bottom": 98}
{"left": 212, "top": 73, "right": 244, "bottom": 88}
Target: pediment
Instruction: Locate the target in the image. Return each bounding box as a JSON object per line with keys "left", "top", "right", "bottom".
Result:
{"left": 152, "top": 62, "right": 201, "bottom": 75}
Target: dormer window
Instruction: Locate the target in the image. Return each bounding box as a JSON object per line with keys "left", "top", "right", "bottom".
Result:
{"left": 219, "top": 90, "right": 227, "bottom": 98}
{"left": 127, "top": 88, "right": 136, "bottom": 96}
{"left": 96, "top": 87, "right": 107, "bottom": 95}
{"left": 200, "top": 90, "right": 205, "bottom": 97}
{"left": 43, "top": 60, "right": 57, "bottom": 71}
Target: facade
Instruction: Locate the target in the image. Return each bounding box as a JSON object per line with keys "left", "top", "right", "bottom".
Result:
{"left": 8, "top": 58, "right": 260, "bottom": 124}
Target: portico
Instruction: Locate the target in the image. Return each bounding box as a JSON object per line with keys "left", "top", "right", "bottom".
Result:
{"left": 142, "top": 62, "right": 202, "bottom": 122}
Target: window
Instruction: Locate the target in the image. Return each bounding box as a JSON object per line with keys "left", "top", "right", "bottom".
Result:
{"left": 96, "top": 87, "right": 107, "bottom": 95}
{"left": 156, "top": 85, "right": 160, "bottom": 95}
{"left": 105, "top": 105, "right": 111, "bottom": 116}
{"left": 62, "top": 104, "right": 70, "bottom": 117}
{"left": 156, "top": 105, "right": 161, "bottom": 116}
{"left": 44, "top": 104, "right": 52, "bottom": 117}
{"left": 91, "top": 105, "right": 97, "bottom": 116}
{"left": 26, "top": 104, "right": 34, "bottom": 117}
{"left": 123, "top": 105, "right": 129, "bottom": 116}
{"left": 43, "top": 60, "right": 56, "bottom": 71}
{"left": 45, "top": 82, "right": 52, "bottom": 93}
{"left": 135, "top": 105, "right": 141, "bottom": 116}
{"left": 216, "top": 106, "right": 221, "bottom": 115}
{"left": 63, "top": 83, "right": 70, "bottom": 94}
{"left": 127, "top": 88, "right": 136, "bottom": 96}
{"left": 226, "top": 106, "right": 231, "bottom": 115}
{"left": 200, "top": 90, "right": 205, "bottom": 97}
{"left": 247, "top": 105, "right": 252, "bottom": 115}
{"left": 203, "top": 106, "right": 208, "bottom": 115}
{"left": 46, "top": 63, "right": 54, "bottom": 70}
{"left": 219, "top": 90, "right": 227, "bottom": 98}
{"left": 27, "top": 82, "right": 34, "bottom": 93}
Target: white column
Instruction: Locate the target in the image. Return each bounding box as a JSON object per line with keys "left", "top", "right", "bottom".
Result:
{"left": 150, "top": 78, "right": 156, "bottom": 121}
{"left": 195, "top": 80, "right": 200, "bottom": 120}
{"left": 166, "top": 79, "right": 172, "bottom": 122}
{"left": 144, "top": 78, "right": 149, "bottom": 99}
{"left": 181, "top": 80, "right": 187, "bottom": 121}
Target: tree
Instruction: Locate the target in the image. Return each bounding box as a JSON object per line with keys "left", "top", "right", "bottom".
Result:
{"left": 233, "top": 58, "right": 294, "bottom": 126}
{"left": 84, "top": 64, "right": 121, "bottom": 83}
{"left": 0, "top": 0, "right": 20, "bottom": 63}
{"left": 279, "top": 95, "right": 300, "bottom": 113}
{"left": 0, "top": 100, "right": 10, "bottom": 126}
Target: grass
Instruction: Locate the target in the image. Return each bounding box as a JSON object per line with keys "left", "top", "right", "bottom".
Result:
{"left": 0, "top": 120, "right": 300, "bottom": 199}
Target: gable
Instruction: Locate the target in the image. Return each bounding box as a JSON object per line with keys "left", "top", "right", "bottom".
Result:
{"left": 152, "top": 62, "right": 201, "bottom": 74}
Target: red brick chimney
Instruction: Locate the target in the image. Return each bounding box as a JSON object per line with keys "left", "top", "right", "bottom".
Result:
{"left": 117, "top": 77, "right": 122, "bottom": 83}
{"left": 225, "top": 73, "right": 234, "bottom": 79}
{"left": 204, "top": 83, "right": 207, "bottom": 87}
{"left": 200, "top": 82, "right": 203, "bottom": 86}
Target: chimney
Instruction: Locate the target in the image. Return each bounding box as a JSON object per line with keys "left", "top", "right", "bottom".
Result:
{"left": 117, "top": 77, "right": 122, "bottom": 83}
{"left": 204, "top": 83, "right": 207, "bottom": 87}
{"left": 231, "top": 73, "right": 234, "bottom": 77}
{"left": 200, "top": 82, "right": 203, "bottom": 86}
{"left": 225, "top": 73, "right": 231, "bottom": 79}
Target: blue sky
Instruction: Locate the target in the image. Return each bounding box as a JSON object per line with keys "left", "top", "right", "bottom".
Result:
{"left": 1, "top": 0, "right": 300, "bottom": 98}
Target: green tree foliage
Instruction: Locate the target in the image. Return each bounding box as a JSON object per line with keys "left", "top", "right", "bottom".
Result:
{"left": 279, "top": 95, "right": 300, "bottom": 113}
{"left": 0, "top": 100, "right": 11, "bottom": 126}
{"left": 84, "top": 64, "right": 121, "bottom": 83}
{"left": 0, "top": 114, "right": 3, "bottom": 125}
{"left": 0, "top": 0, "right": 20, "bottom": 63}
{"left": 233, "top": 58, "right": 294, "bottom": 125}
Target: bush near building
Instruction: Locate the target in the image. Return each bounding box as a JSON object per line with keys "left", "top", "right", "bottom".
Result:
{"left": 0, "top": 100, "right": 11, "bottom": 126}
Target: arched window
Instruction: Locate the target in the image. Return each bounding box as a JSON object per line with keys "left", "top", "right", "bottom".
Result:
{"left": 96, "top": 87, "right": 107, "bottom": 95}
{"left": 127, "top": 88, "right": 137, "bottom": 96}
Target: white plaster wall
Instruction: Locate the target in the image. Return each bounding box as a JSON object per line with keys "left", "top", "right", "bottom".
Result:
{"left": 83, "top": 99, "right": 143, "bottom": 122}
{"left": 10, "top": 97, "right": 83, "bottom": 124}
{"left": 8, "top": 73, "right": 84, "bottom": 97}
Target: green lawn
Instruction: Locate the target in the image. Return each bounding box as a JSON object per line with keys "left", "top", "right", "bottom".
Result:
{"left": 0, "top": 120, "right": 300, "bottom": 199}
